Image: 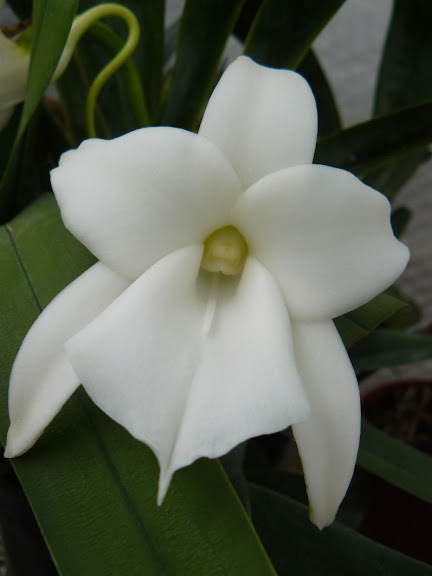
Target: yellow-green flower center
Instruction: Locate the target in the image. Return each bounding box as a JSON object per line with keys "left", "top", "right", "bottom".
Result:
{"left": 201, "top": 226, "right": 248, "bottom": 276}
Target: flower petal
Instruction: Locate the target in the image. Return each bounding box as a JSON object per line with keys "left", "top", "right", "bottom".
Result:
{"left": 66, "top": 249, "right": 309, "bottom": 503}
{"left": 232, "top": 164, "right": 410, "bottom": 320}
{"left": 5, "top": 263, "right": 131, "bottom": 458}
{"left": 199, "top": 56, "right": 317, "bottom": 189}
{"left": 50, "top": 128, "right": 242, "bottom": 280}
{"left": 164, "top": 256, "right": 310, "bottom": 501}
{"left": 65, "top": 246, "right": 207, "bottom": 486}
{"left": 291, "top": 320, "right": 360, "bottom": 529}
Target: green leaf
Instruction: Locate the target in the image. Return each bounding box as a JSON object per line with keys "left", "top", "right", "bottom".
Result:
{"left": 382, "top": 284, "right": 421, "bottom": 330}
{"left": 249, "top": 483, "right": 432, "bottom": 575}
{"left": 0, "top": 103, "right": 71, "bottom": 224}
{"left": 0, "top": 195, "right": 276, "bottom": 575}
{"left": 233, "top": 0, "right": 263, "bottom": 43}
{"left": 160, "top": 0, "right": 245, "bottom": 129}
{"left": 121, "top": 0, "right": 164, "bottom": 121}
{"left": 0, "top": 0, "right": 79, "bottom": 221}
{"left": 358, "top": 421, "right": 432, "bottom": 505}
{"left": 0, "top": 460, "right": 57, "bottom": 575}
{"left": 297, "top": 50, "right": 341, "bottom": 138}
{"left": 314, "top": 100, "right": 432, "bottom": 176}
{"left": 164, "top": 19, "right": 179, "bottom": 67}
{"left": 391, "top": 205, "right": 412, "bottom": 238}
{"left": 220, "top": 443, "right": 251, "bottom": 516}
{"left": 21, "top": 0, "right": 79, "bottom": 138}
{"left": 244, "top": 0, "right": 345, "bottom": 69}
{"left": 365, "top": 0, "right": 432, "bottom": 198}
{"left": 334, "top": 292, "right": 408, "bottom": 349}
{"left": 375, "top": 0, "right": 432, "bottom": 114}
{"left": 246, "top": 468, "right": 373, "bottom": 531}
{"left": 350, "top": 329, "right": 432, "bottom": 372}
{"left": 362, "top": 148, "right": 431, "bottom": 200}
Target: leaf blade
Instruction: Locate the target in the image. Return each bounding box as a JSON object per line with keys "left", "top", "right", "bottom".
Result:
{"left": 244, "top": 0, "right": 345, "bottom": 69}
{"left": 160, "top": 0, "right": 245, "bottom": 129}
{"left": 314, "top": 100, "right": 432, "bottom": 176}
{"left": 358, "top": 421, "right": 432, "bottom": 505}
{"left": 334, "top": 292, "right": 408, "bottom": 349}
{"left": 249, "top": 483, "right": 432, "bottom": 575}
{"left": 366, "top": 0, "right": 432, "bottom": 198}
{"left": 350, "top": 329, "right": 432, "bottom": 372}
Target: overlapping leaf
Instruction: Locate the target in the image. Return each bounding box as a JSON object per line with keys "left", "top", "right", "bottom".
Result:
{"left": 160, "top": 0, "right": 245, "bottom": 129}
{"left": 249, "top": 483, "right": 431, "bottom": 575}
{"left": 358, "top": 421, "right": 432, "bottom": 505}
{"left": 365, "top": 0, "right": 432, "bottom": 198}
{"left": 0, "top": 0, "right": 79, "bottom": 221}
{"left": 350, "top": 329, "right": 432, "bottom": 372}
{"left": 315, "top": 100, "right": 432, "bottom": 176}
{"left": 244, "top": 0, "right": 345, "bottom": 69}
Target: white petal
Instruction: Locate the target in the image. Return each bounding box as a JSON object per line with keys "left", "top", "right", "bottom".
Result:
{"left": 0, "top": 31, "right": 29, "bottom": 113}
{"left": 165, "top": 257, "right": 310, "bottom": 499}
{"left": 199, "top": 56, "right": 317, "bottom": 189}
{"left": 232, "top": 164, "right": 410, "bottom": 320}
{"left": 5, "top": 263, "right": 131, "bottom": 458}
{"left": 66, "top": 248, "right": 309, "bottom": 503}
{"left": 291, "top": 320, "right": 360, "bottom": 529}
{"left": 50, "top": 128, "right": 242, "bottom": 280}
{"left": 65, "top": 246, "right": 207, "bottom": 487}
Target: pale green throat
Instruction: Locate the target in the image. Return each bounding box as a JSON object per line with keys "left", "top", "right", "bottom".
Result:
{"left": 201, "top": 226, "right": 248, "bottom": 276}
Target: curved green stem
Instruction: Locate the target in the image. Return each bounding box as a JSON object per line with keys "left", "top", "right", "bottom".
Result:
{"left": 86, "top": 21, "right": 150, "bottom": 132}
{"left": 67, "top": 3, "right": 142, "bottom": 138}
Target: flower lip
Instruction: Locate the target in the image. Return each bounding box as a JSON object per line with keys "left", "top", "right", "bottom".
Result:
{"left": 201, "top": 225, "right": 248, "bottom": 276}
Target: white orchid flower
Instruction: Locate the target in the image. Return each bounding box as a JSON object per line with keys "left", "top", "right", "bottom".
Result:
{"left": 5, "top": 56, "right": 409, "bottom": 529}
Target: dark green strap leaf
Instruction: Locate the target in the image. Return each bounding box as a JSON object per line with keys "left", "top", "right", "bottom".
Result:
{"left": 0, "top": 0, "right": 79, "bottom": 221}
{"left": 249, "top": 483, "right": 432, "bottom": 575}
{"left": 314, "top": 100, "right": 432, "bottom": 175}
{"left": 375, "top": 0, "right": 432, "bottom": 114}
{"left": 297, "top": 50, "right": 342, "bottom": 138}
{"left": 382, "top": 285, "right": 421, "bottom": 330}
{"left": 366, "top": 0, "right": 432, "bottom": 198}
{"left": 350, "top": 329, "right": 432, "bottom": 372}
{"left": 247, "top": 467, "right": 372, "bottom": 531}
{"left": 21, "top": 0, "right": 79, "bottom": 138}
{"left": 233, "top": 0, "right": 263, "bottom": 43}
{"left": 362, "top": 149, "right": 431, "bottom": 200}
{"left": 0, "top": 195, "right": 276, "bottom": 575}
{"left": 160, "top": 0, "right": 245, "bottom": 130}
{"left": 358, "top": 421, "right": 432, "bottom": 505}
{"left": 334, "top": 292, "right": 408, "bottom": 349}
{"left": 164, "top": 19, "right": 179, "bottom": 67}
{"left": 390, "top": 206, "right": 412, "bottom": 238}
{"left": 244, "top": 0, "right": 345, "bottom": 69}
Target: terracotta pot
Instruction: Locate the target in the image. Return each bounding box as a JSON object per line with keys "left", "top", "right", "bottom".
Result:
{"left": 358, "top": 379, "right": 432, "bottom": 564}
